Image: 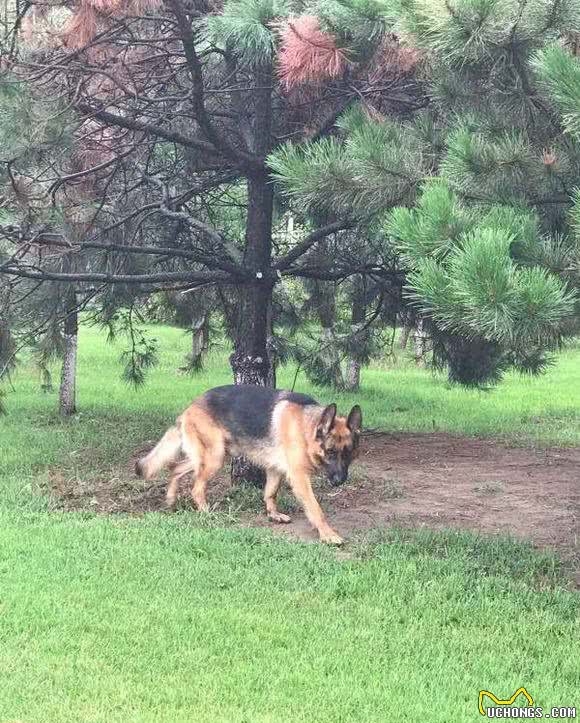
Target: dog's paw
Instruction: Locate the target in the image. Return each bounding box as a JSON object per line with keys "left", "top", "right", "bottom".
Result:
{"left": 319, "top": 529, "right": 344, "bottom": 545}
{"left": 268, "top": 511, "right": 292, "bottom": 524}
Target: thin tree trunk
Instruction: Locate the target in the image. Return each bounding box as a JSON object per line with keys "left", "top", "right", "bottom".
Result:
{"left": 59, "top": 292, "right": 78, "bottom": 416}
{"left": 318, "top": 326, "right": 342, "bottom": 388}
{"left": 314, "top": 279, "right": 343, "bottom": 388}
{"left": 344, "top": 275, "right": 365, "bottom": 391}
{"left": 191, "top": 313, "right": 209, "bottom": 360}
{"left": 345, "top": 359, "right": 361, "bottom": 390}
{"left": 413, "top": 318, "right": 428, "bottom": 366}
{"left": 399, "top": 323, "right": 412, "bottom": 350}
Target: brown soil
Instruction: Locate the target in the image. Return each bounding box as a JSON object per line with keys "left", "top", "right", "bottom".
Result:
{"left": 49, "top": 433, "right": 580, "bottom": 564}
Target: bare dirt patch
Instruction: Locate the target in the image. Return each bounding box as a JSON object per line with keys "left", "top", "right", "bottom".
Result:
{"left": 49, "top": 433, "right": 580, "bottom": 562}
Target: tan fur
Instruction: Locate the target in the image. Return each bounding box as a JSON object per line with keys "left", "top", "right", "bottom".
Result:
{"left": 135, "top": 395, "right": 361, "bottom": 544}
{"left": 136, "top": 426, "right": 182, "bottom": 481}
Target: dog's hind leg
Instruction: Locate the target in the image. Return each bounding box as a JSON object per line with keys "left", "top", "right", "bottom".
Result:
{"left": 190, "top": 450, "right": 224, "bottom": 512}
{"left": 166, "top": 474, "right": 180, "bottom": 509}
{"left": 180, "top": 406, "right": 226, "bottom": 513}
{"left": 165, "top": 459, "right": 193, "bottom": 509}
{"left": 264, "top": 471, "right": 291, "bottom": 523}
{"left": 183, "top": 434, "right": 224, "bottom": 513}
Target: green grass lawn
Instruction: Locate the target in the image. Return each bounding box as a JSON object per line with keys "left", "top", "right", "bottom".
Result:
{"left": 0, "top": 324, "right": 579, "bottom": 722}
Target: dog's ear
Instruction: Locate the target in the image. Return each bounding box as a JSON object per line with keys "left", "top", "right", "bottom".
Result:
{"left": 316, "top": 404, "right": 337, "bottom": 439}
{"left": 347, "top": 405, "right": 362, "bottom": 443}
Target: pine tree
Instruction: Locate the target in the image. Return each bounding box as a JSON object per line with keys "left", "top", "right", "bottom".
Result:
{"left": 533, "top": 42, "right": 580, "bottom": 299}
{"left": 1, "top": 0, "right": 407, "bottom": 375}
{"left": 1, "top": 0, "right": 416, "bottom": 479}
{"left": 270, "top": 0, "right": 580, "bottom": 385}
{"left": 0, "top": 76, "right": 83, "bottom": 413}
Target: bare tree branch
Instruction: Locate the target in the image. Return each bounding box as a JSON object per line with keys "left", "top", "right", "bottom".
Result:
{"left": 273, "top": 220, "right": 354, "bottom": 270}
{"left": 1, "top": 265, "right": 240, "bottom": 286}
{"left": 75, "top": 102, "right": 222, "bottom": 158}
{"left": 164, "top": 0, "right": 264, "bottom": 173}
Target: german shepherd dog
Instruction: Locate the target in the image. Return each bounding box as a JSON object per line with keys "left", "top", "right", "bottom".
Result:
{"left": 135, "top": 385, "right": 362, "bottom": 544}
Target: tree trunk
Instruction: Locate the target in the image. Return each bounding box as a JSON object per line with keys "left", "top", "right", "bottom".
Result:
{"left": 229, "top": 61, "right": 275, "bottom": 485}
{"left": 320, "top": 325, "right": 344, "bottom": 389}
{"left": 229, "top": 172, "right": 274, "bottom": 389}
{"left": 399, "top": 323, "right": 412, "bottom": 350}
{"left": 345, "top": 359, "right": 361, "bottom": 390}
{"left": 266, "top": 300, "right": 276, "bottom": 388}
{"left": 229, "top": 174, "right": 274, "bottom": 486}
{"left": 230, "top": 182, "right": 275, "bottom": 486}
{"left": 191, "top": 313, "right": 209, "bottom": 360}
{"left": 313, "top": 279, "right": 344, "bottom": 388}
{"left": 344, "top": 275, "right": 366, "bottom": 391}
{"left": 59, "top": 292, "right": 78, "bottom": 416}
{"left": 413, "top": 318, "right": 429, "bottom": 366}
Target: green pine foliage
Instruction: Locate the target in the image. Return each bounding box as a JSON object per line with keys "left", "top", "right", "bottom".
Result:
{"left": 389, "top": 183, "right": 577, "bottom": 384}
{"left": 314, "top": 0, "right": 397, "bottom": 59}
{"left": 533, "top": 46, "right": 580, "bottom": 141}
{"left": 0, "top": 77, "right": 74, "bottom": 175}
{"left": 206, "top": 0, "right": 290, "bottom": 64}
{"left": 269, "top": 109, "right": 426, "bottom": 217}
{"left": 270, "top": 0, "right": 580, "bottom": 385}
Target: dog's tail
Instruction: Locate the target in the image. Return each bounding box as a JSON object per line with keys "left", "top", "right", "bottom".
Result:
{"left": 135, "top": 425, "right": 182, "bottom": 480}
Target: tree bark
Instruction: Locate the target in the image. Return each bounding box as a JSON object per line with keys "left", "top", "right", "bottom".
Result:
{"left": 345, "top": 275, "right": 365, "bottom": 391}
{"left": 413, "top": 318, "right": 429, "bottom": 366}
{"left": 321, "top": 325, "right": 344, "bottom": 389}
{"left": 59, "top": 289, "right": 78, "bottom": 416}
{"left": 229, "top": 61, "right": 275, "bottom": 485}
{"left": 399, "top": 323, "right": 412, "bottom": 350}
{"left": 191, "top": 312, "right": 209, "bottom": 360}
{"left": 266, "top": 300, "right": 277, "bottom": 389}
{"left": 345, "top": 358, "right": 361, "bottom": 390}
{"left": 229, "top": 172, "right": 274, "bottom": 388}
{"left": 229, "top": 173, "right": 274, "bottom": 485}
{"left": 314, "top": 280, "right": 343, "bottom": 388}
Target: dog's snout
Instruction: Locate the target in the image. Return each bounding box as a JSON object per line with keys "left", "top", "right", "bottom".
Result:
{"left": 329, "top": 469, "right": 348, "bottom": 486}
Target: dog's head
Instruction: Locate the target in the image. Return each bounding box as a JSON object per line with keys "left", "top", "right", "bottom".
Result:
{"left": 314, "top": 404, "right": 362, "bottom": 486}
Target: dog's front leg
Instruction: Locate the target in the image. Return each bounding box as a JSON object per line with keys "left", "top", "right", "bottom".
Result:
{"left": 264, "top": 471, "right": 291, "bottom": 523}
{"left": 287, "top": 472, "right": 343, "bottom": 545}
